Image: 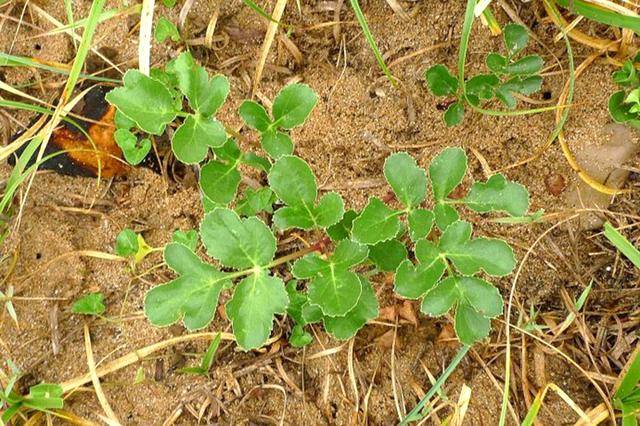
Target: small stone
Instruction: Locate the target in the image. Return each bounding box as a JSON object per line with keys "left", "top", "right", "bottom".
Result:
{"left": 545, "top": 173, "right": 566, "bottom": 196}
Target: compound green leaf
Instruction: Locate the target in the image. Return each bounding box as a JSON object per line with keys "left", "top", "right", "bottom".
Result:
{"left": 115, "top": 228, "right": 138, "bottom": 256}
{"left": 285, "top": 280, "right": 307, "bottom": 325}
{"left": 235, "top": 187, "right": 275, "bottom": 217}
{"left": 261, "top": 130, "right": 293, "bottom": 159}
{"left": 486, "top": 53, "right": 507, "bottom": 74}
{"left": 200, "top": 159, "right": 240, "bottom": 206}
{"left": 213, "top": 138, "right": 242, "bottom": 162}
{"left": 458, "top": 276, "right": 503, "bottom": 318}
{"left": 239, "top": 100, "right": 272, "bottom": 132}
{"left": 307, "top": 268, "right": 362, "bottom": 317}
{"left": 154, "top": 16, "right": 180, "bottom": 42}
{"left": 172, "top": 229, "right": 198, "bottom": 251}
{"left": 200, "top": 208, "right": 276, "bottom": 269}
{"left": 290, "top": 324, "right": 313, "bottom": 347}
{"left": 332, "top": 239, "right": 369, "bottom": 269}
{"left": 323, "top": 277, "right": 378, "bottom": 340}
{"left": 495, "top": 85, "right": 517, "bottom": 109}
{"left": 291, "top": 253, "right": 328, "bottom": 279}
{"left": 612, "top": 60, "right": 639, "bottom": 87}
{"left": 144, "top": 243, "right": 228, "bottom": 330}
{"left": 326, "top": 209, "right": 358, "bottom": 241}
{"left": 502, "top": 76, "right": 543, "bottom": 95}
{"left": 466, "top": 74, "right": 499, "bottom": 99}
{"left": 172, "top": 114, "right": 226, "bottom": 164}
{"left": 465, "top": 174, "right": 529, "bottom": 216}
{"left": 503, "top": 55, "right": 543, "bottom": 76}
{"left": 314, "top": 192, "right": 344, "bottom": 228}
{"left": 444, "top": 102, "right": 464, "bottom": 127}
{"left": 173, "top": 52, "right": 229, "bottom": 116}
{"left": 425, "top": 64, "right": 458, "bottom": 96}
{"left": 455, "top": 302, "right": 491, "bottom": 345}
{"left": 72, "top": 293, "right": 106, "bottom": 316}
{"left": 272, "top": 83, "right": 317, "bottom": 129}
{"left": 429, "top": 147, "right": 467, "bottom": 201}
{"left": 369, "top": 239, "right": 407, "bottom": 272}
{"left": 351, "top": 197, "right": 402, "bottom": 245}
{"left": 268, "top": 155, "right": 317, "bottom": 206}
{"left": 503, "top": 23, "right": 528, "bottom": 56}
{"left": 114, "top": 129, "right": 151, "bottom": 165}
{"left": 433, "top": 203, "right": 459, "bottom": 231}
{"left": 394, "top": 239, "right": 446, "bottom": 299}
{"left": 420, "top": 276, "right": 458, "bottom": 316}
{"left": 105, "top": 69, "right": 177, "bottom": 135}
{"left": 408, "top": 208, "right": 434, "bottom": 241}
{"left": 226, "top": 271, "right": 288, "bottom": 350}
{"left": 273, "top": 205, "right": 315, "bottom": 230}
{"left": 114, "top": 110, "right": 135, "bottom": 129}
{"left": 293, "top": 240, "right": 367, "bottom": 317}
{"left": 242, "top": 153, "right": 271, "bottom": 172}
{"left": 451, "top": 238, "right": 515, "bottom": 276}
{"left": 383, "top": 152, "right": 427, "bottom": 208}
{"left": 439, "top": 221, "right": 515, "bottom": 276}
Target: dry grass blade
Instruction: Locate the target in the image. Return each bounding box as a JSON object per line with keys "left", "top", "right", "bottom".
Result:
{"left": 61, "top": 332, "right": 235, "bottom": 392}
{"left": 138, "top": 0, "right": 155, "bottom": 75}
{"left": 83, "top": 324, "right": 121, "bottom": 425}
{"left": 450, "top": 384, "right": 471, "bottom": 426}
{"left": 252, "top": 0, "right": 288, "bottom": 96}
{"left": 522, "top": 383, "right": 590, "bottom": 425}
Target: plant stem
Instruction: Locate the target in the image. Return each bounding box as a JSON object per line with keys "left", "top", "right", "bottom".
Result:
{"left": 399, "top": 344, "right": 470, "bottom": 424}
{"left": 266, "top": 244, "right": 318, "bottom": 269}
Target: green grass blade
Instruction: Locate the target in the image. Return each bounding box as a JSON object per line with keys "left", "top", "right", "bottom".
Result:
{"left": 0, "top": 53, "right": 120, "bottom": 83}
{"left": 615, "top": 347, "right": 640, "bottom": 401}
{"left": 604, "top": 222, "right": 640, "bottom": 269}
{"left": 399, "top": 345, "right": 470, "bottom": 424}
{"left": 44, "top": 4, "right": 141, "bottom": 36}
{"left": 242, "top": 0, "right": 281, "bottom": 25}
{"left": 555, "top": 0, "right": 640, "bottom": 34}
{"left": 64, "top": 0, "right": 77, "bottom": 48}
{"left": 349, "top": 0, "right": 396, "bottom": 87}
{"left": 62, "top": 0, "right": 106, "bottom": 101}
{"left": 201, "top": 332, "right": 222, "bottom": 371}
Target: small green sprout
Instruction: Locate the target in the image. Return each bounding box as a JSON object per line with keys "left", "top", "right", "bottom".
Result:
{"left": 239, "top": 84, "right": 317, "bottom": 159}
{"left": 178, "top": 333, "right": 222, "bottom": 376}
{"left": 1, "top": 377, "right": 64, "bottom": 424}
{"left": 115, "top": 228, "right": 154, "bottom": 264}
{"left": 426, "top": 23, "right": 544, "bottom": 126}
{"left": 609, "top": 54, "right": 640, "bottom": 129}
{"left": 72, "top": 293, "right": 106, "bottom": 316}
{"left": 154, "top": 17, "right": 180, "bottom": 43}
{"left": 161, "top": 0, "right": 176, "bottom": 7}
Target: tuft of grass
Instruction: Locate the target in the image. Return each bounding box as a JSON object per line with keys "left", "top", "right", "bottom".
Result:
{"left": 604, "top": 222, "right": 640, "bottom": 269}
{"left": 350, "top": 0, "right": 396, "bottom": 86}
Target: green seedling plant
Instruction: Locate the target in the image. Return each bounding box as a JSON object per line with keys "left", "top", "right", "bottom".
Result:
{"left": 107, "top": 50, "right": 230, "bottom": 165}
{"left": 426, "top": 23, "right": 544, "bottom": 126}
{"left": 609, "top": 54, "right": 640, "bottom": 130}
{"left": 0, "top": 360, "right": 64, "bottom": 424}
{"left": 154, "top": 16, "right": 180, "bottom": 43}
{"left": 72, "top": 293, "right": 106, "bottom": 317}
{"left": 115, "top": 228, "right": 158, "bottom": 267}
{"left": 106, "top": 55, "right": 530, "bottom": 352}
{"left": 178, "top": 332, "right": 222, "bottom": 376}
